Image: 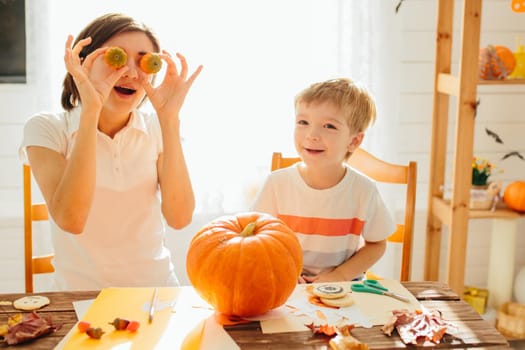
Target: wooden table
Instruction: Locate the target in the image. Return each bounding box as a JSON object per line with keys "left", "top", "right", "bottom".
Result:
{"left": 0, "top": 282, "right": 510, "bottom": 349}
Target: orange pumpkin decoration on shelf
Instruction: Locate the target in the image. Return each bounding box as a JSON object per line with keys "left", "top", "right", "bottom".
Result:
{"left": 503, "top": 181, "right": 525, "bottom": 212}
{"left": 479, "top": 45, "right": 516, "bottom": 80}
{"left": 186, "top": 212, "right": 303, "bottom": 317}
{"left": 511, "top": 0, "right": 525, "bottom": 12}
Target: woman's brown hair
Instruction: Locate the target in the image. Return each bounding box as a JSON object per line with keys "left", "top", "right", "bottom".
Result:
{"left": 61, "top": 13, "right": 160, "bottom": 111}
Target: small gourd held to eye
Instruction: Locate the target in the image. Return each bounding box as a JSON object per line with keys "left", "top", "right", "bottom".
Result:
{"left": 104, "top": 46, "right": 162, "bottom": 74}
{"left": 139, "top": 52, "right": 162, "bottom": 74}
{"left": 104, "top": 47, "right": 127, "bottom": 69}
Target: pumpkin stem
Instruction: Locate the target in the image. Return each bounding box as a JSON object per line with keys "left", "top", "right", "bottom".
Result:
{"left": 240, "top": 222, "right": 257, "bottom": 237}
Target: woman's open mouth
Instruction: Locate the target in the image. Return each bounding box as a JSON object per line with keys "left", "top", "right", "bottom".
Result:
{"left": 114, "top": 86, "right": 136, "bottom": 95}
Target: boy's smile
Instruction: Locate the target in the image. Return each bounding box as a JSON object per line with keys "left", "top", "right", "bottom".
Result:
{"left": 304, "top": 147, "right": 325, "bottom": 154}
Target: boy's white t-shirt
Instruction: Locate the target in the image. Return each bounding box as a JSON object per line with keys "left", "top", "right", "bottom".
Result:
{"left": 253, "top": 163, "right": 396, "bottom": 276}
{"left": 20, "top": 107, "right": 178, "bottom": 290}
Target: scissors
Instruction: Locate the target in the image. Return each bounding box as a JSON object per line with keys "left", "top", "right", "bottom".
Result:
{"left": 351, "top": 280, "right": 410, "bottom": 303}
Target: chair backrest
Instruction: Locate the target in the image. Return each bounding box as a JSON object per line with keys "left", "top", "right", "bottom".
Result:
{"left": 271, "top": 148, "right": 417, "bottom": 281}
{"left": 23, "top": 163, "right": 54, "bottom": 293}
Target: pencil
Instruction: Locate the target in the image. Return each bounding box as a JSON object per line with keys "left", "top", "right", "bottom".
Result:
{"left": 148, "top": 287, "right": 158, "bottom": 323}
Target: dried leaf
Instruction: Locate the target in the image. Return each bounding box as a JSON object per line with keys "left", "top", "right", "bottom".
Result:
{"left": 381, "top": 308, "right": 455, "bottom": 345}
{"left": 329, "top": 324, "right": 368, "bottom": 350}
{"left": 4, "top": 311, "right": 61, "bottom": 345}
{"left": 305, "top": 322, "right": 338, "bottom": 336}
{"left": 7, "top": 313, "right": 23, "bottom": 326}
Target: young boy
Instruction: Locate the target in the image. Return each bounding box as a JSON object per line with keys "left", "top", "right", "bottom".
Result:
{"left": 253, "top": 78, "right": 395, "bottom": 283}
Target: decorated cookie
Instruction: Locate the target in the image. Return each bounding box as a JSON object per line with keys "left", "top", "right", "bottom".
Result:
{"left": 13, "top": 295, "right": 50, "bottom": 311}
{"left": 313, "top": 284, "right": 350, "bottom": 299}
{"left": 320, "top": 294, "right": 354, "bottom": 308}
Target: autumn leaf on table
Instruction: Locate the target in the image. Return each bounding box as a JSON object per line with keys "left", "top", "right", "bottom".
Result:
{"left": 381, "top": 309, "right": 455, "bottom": 345}
{"left": 3, "top": 311, "right": 61, "bottom": 345}
{"left": 329, "top": 324, "right": 369, "bottom": 350}
{"left": 305, "top": 322, "right": 338, "bottom": 336}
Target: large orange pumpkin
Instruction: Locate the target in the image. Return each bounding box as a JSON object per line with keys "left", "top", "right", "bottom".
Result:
{"left": 479, "top": 45, "right": 516, "bottom": 80}
{"left": 186, "top": 212, "right": 303, "bottom": 317}
{"left": 503, "top": 181, "right": 525, "bottom": 212}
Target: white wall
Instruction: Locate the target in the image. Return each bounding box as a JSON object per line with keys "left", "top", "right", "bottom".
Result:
{"left": 1, "top": 0, "right": 524, "bottom": 295}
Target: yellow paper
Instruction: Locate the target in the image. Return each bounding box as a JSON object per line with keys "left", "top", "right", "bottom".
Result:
{"left": 62, "top": 287, "right": 214, "bottom": 350}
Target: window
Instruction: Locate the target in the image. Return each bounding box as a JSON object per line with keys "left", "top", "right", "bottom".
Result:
{"left": 0, "top": 0, "right": 26, "bottom": 83}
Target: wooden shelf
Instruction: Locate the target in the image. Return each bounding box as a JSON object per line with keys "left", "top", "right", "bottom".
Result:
{"left": 432, "top": 196, "right": 524, "bottom": 224}
{"left": 437, "top": 74, "right": 525, "bottom": 96}
{"left": 468, "top": 205, "right": 525, "bottom": 219}
{"left": 425, "top": 0, "right": 525, "bottom": 297}
{"left": 478, "top": 79, "right": 525, "bottom": 85}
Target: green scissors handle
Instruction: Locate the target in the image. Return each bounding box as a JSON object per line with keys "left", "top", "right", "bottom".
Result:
{"left": 351, "top": 281, "right": 410, "bottom": 303}
{"left": 351, "top": 284, "right": 384, "bottom": 295}
{"left": 363, "top": 279, "right": 388, "bottom": 291}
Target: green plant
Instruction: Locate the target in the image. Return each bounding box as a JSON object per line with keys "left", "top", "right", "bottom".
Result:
{"left": 472, "top": 157, "right": 493, "bottom": 186}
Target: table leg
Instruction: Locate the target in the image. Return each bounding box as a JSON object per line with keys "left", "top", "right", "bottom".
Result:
{"left": 487, "top": 219, "right": 517, "bottom": 308}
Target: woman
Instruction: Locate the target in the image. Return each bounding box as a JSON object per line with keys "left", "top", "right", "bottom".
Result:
{"left": 19, "top": 13, "right": 202, "bottom": 290}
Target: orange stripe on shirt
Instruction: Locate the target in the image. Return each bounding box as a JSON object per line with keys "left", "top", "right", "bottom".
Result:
{"left": 278, "top": 214, "right": 364, "bottom": 236}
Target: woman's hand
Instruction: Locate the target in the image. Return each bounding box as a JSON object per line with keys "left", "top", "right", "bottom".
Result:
{"left": 63, "top": 35, "right": 128, "bottom": 114}
{"left": 140, "top": 51, "right": 203, "bottom": 124}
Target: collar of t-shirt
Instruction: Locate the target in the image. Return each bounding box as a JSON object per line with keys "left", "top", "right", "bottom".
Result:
{"left": 66, "top": 107, "right": 149, "bottom": 138}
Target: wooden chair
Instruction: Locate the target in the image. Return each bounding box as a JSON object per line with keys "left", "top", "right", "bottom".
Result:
{"left": 271, "top": 148, "right": 417, "bottom": 281}
{"left": 23, "top": 163, "right": 55, "bottom": 293}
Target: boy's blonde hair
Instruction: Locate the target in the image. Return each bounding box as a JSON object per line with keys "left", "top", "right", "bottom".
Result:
{"left": 294, "top": 78, "right": 376, "bottom": 134}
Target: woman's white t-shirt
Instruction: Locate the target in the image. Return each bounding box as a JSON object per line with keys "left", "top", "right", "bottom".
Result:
{"left": 20, "top": 107, "right": 178, "bottom": 290}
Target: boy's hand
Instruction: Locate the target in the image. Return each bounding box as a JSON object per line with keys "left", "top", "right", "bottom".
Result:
{"left": 298, "top": 275, "right": 309, "bottom": 284}
{"left": 304, "top": 269, "right": 347, "bottom": 283}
